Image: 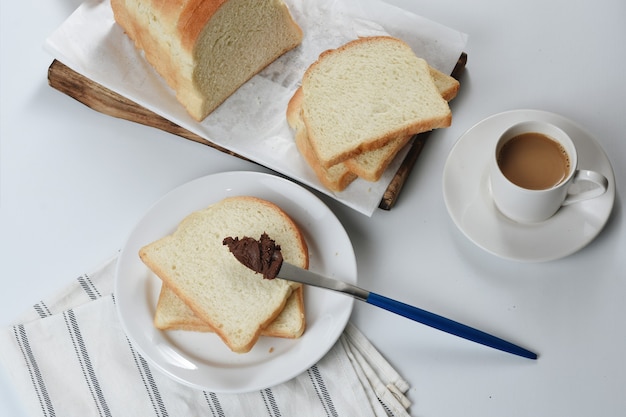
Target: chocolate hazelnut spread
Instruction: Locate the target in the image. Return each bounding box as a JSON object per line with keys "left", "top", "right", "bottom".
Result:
{"left": 223, "top": 233, "right": 283, "bottom": 280}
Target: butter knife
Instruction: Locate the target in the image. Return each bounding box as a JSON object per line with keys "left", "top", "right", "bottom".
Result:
{"left": 278, "top": 262, "right": 538, "bottom": 360}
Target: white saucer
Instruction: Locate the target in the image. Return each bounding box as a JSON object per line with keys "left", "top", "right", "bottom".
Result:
{"left": 443, "top": 109, "right": 615, "bottom": 262}
{"left": 115, "top": 171, "right": 356, "bottom": 393}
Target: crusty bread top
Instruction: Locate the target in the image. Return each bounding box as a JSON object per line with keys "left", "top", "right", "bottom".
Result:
{"left": 139, "top": 196, "right": 308, "bottom": 353}
{"left": 177, "top": 0, "right": 228, "bottom": 51}
{"left": 301, "top": 36, "right": 452, "bottom": 168}
{"left": 114, "top": 0, "right": 227, "bottom": 52}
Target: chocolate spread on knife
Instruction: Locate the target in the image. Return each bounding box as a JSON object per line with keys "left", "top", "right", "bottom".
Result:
{"left": 223, "top": 233, "right": 283, "bottom": 280}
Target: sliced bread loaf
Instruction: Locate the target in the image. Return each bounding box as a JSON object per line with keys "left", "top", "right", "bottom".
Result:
{"left": 139, "top": 196, "right": 308, "bottom": 353}
{"left": 111, "top": 0, "right": 303, "bottom": 121}
{"left": 300, "top": 36, "right": 452, "bottom": 169}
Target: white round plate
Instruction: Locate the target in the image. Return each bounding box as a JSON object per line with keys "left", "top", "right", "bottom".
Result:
{"left": 115, "top": 171, "right": 356, "bottom": 393}
{"left": 443, "top": 109, "right": 615, "bottom": 262}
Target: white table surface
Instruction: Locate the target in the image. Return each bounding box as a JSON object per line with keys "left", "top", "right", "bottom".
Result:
{"left": 1, "top": 0, "right": 625, "bottom": 416}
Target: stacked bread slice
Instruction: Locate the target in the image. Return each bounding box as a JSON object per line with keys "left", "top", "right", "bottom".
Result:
{"left": 287, "top": 36, "right": 460, "bottom": 192}
{"left": 139, "top": 196, "right": 309, "bottom": 353}
{"left": 153, "top": 285, "right": 305, "bottom": 338}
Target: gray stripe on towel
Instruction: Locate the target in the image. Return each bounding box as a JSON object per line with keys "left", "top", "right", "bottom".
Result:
{"left": 13, "top": 324, "right": 56, "bottom": 417}
{"left": 204, "top": 391, "right": 226, "bottom": 417}
{"left": 308, "top": 364, "right": 338, "bottom": 417}
{"left": 64, "top": 309, "right": 112, "bottom": 417}
{"left": 77, "top": 274, "right": 101, "bottom": 301}
{"left": 125, "top": 336, "right": 169, "bottom": 417}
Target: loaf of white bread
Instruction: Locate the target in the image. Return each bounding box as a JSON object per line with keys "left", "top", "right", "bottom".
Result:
{"left": 139, "top": 196, "right": 308, "bottom": 353}
{"left": 111, "top": 0, "right": 303, "bottom": 121}
{"left": 288, "top": 36, "right": 459, "bottom": 192}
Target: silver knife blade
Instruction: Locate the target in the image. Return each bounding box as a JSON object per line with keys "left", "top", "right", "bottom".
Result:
{"left": 278, "top": 262, "right": 369, "bottom": 300}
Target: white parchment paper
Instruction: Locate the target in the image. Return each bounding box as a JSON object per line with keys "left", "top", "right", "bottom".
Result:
{"left": 45, "top": 0, "right": 467, "bottom": 216}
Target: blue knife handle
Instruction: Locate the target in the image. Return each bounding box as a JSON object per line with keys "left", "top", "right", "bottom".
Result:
{"left": 366, "top": 292, "right": 537, "bottom": 360}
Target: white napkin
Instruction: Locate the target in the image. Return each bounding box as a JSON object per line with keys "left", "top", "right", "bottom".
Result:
{"left": 44, "top": 0, "right": 468, "bottom": 216}
{"left": 0, "top": 256, "right": 411, "bottom": 417}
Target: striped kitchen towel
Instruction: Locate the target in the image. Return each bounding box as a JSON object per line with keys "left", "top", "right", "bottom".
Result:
{"left": 0, "top": 256, "right": 411, "bottom": 417}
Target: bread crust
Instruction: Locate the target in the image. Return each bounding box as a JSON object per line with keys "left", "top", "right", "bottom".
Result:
{"left": 178, "top": 0, "right": 227, "bottom": 51}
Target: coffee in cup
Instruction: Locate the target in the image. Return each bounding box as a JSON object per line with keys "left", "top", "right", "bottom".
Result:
{"left": 497, "top": 132, "right": 570, "bottom": 190}
{"left": 490, "top": 121, "right": 608, "bottom": 223}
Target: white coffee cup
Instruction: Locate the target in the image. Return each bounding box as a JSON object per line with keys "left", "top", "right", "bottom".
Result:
{"left": 490, "top": 121, "right": 608, "bottom": 223}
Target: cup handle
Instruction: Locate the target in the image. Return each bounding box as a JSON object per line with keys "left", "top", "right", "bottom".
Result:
{"left": 562, "top": 170, "right": 609, "bottom": 206}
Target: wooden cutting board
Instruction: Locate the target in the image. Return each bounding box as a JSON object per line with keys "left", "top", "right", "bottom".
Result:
{"left": 47, "top": 53, "right": 466, "bottom": 210}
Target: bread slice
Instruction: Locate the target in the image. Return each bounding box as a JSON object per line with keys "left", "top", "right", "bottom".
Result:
{"left": 139, "top": 196, "right": 308, "bottom": 353}
{"left": 429, "top": 67, "right": 460, "bottom": 102}
{"left": 287, "top": 63, "right": 459, "bottom": 190}
{"left": 294, "top": 117, "right": 359, "bottom": 192}
{"left": 287, "top": 87, "right": 409, "bottom": 189}
{"left": 154, "top": 284, "right": 305, "bottom": 338}
{"left": 111, "top": 0, "right": 303, "bottom": 121}
{"left": 343, "top": 67, "right": 458, "bottom": 181}
{"left": 343, "top": 135, "right": 413, "bottom": 182}
{"left": 287, "top": 87, "right": 357, "bottom": 191}
{"left": 300, "top": 36, "right": 452, "bottom": 169}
